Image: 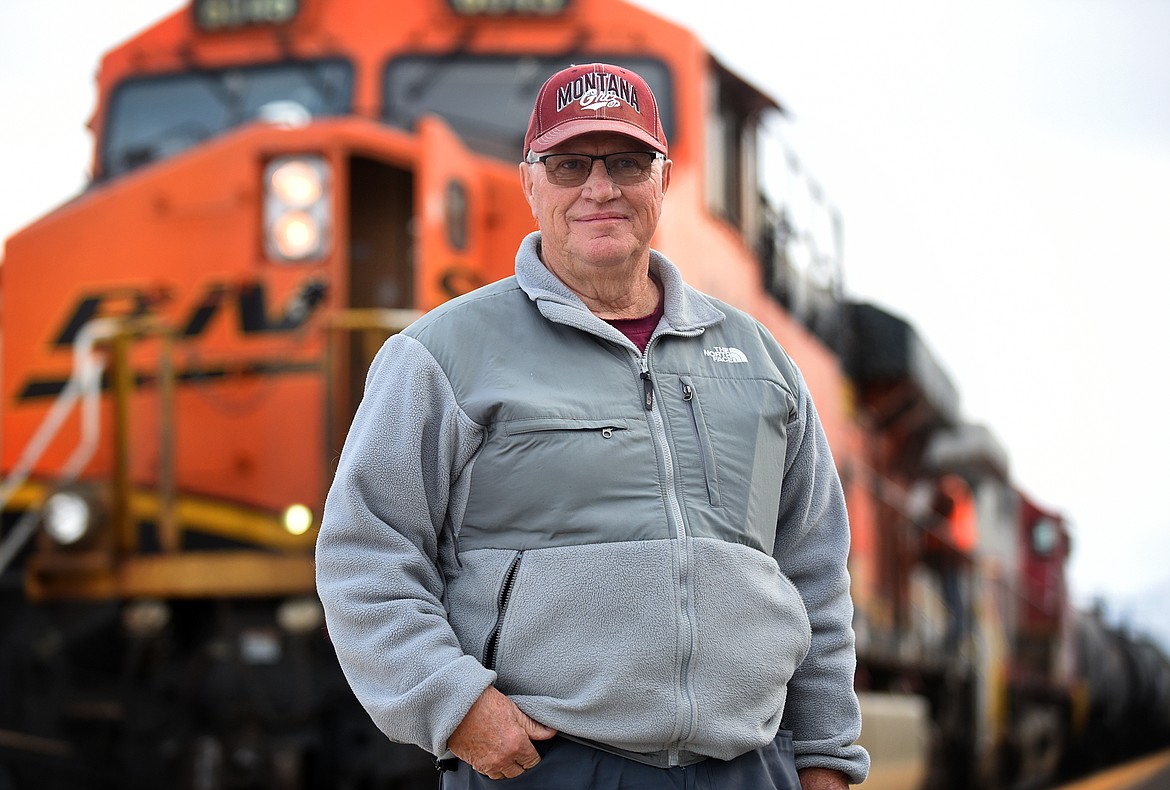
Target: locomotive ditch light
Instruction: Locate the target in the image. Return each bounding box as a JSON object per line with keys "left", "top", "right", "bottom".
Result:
{"left": 282, "top": 503, "right": 314, "bottom": 536}
{"left": 264, "top": 155, "right": 331, "bottom": 262}
{"left": 42, "top": 490, "right": 94, "bottom": 546}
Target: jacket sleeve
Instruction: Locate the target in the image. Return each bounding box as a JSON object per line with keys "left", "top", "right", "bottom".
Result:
{"left": 315, "top": 333, "right": 493, "bottom": 756}
{"left": 774, "top": 364, "right": 871, "bottom": 785}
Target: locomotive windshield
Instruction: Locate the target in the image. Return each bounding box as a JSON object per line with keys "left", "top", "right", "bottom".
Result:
{"left": 101, "top": 59, "right": 354, "bottom": 179}
{"left": 382, "top": 55, "right": 674, "bottom": 161}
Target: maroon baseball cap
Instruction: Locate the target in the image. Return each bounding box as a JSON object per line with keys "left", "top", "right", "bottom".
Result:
{"left": 523, "top": 63, "right": 668, "bottom": 158}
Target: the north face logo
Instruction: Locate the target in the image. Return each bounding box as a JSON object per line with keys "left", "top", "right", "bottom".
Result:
{"left": 704, "top": 347, "right": 748, "bottom": 364}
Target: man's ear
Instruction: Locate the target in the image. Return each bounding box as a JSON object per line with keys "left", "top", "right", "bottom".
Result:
{"left": 660, "top": 158, "right": 672, "bottom": 195}
{"left": 519, "top": 162, "right": 537, "bottom": 217}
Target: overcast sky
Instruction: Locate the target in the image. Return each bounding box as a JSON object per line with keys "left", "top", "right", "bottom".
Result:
{"left": 635, "top": 0, "right": 1170, "bottom": 647}
{"left": 2, "top": 0, "right": 1168, "bottom": 646}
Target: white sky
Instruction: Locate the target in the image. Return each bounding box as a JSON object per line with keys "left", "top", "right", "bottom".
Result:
{"left": 2, "top": 1, "right": 1168, "bottom": 644}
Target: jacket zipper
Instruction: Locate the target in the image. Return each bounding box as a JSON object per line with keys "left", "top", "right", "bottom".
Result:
{"left": 483, "top": 551, "right": 523, "bottom": 671}
{"left": 637, "top": 353, "right": 685, "bottom": 542}
{"left": 637, "top": 345, "right": 696, "bottom": 760}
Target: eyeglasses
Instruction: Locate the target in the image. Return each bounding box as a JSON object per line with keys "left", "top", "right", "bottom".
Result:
{"left": 526, "top": 151, "right": 665, "bottom": 187}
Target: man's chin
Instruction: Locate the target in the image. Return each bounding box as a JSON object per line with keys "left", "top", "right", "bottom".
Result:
{"left": 572, "top": 238, "right": 646, "bottom": 267}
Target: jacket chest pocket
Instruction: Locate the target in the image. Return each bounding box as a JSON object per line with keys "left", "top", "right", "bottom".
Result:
{"left": 461, "top": 416, "right": 665, "bottom": 549}
{"left": 504, "top": 417, "right": 628, "bottom": 439}
{"left": 680, "top": 376, "right": 721, "bottom": 507}
{"left": 663, "top": 374, "right": 791, "bottom": 550}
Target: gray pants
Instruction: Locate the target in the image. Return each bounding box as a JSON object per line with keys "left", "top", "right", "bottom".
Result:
{"left": 439, "top": 731, "right": 800, "bottom": 789}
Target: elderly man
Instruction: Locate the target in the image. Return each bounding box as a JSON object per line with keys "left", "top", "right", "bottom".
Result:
{"left": 316, "top": 63, "right": 869, "bottom": 789}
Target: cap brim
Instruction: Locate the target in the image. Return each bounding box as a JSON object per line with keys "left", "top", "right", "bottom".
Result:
{"left": 528, "top": 119, "right": 667, "bottom": 155}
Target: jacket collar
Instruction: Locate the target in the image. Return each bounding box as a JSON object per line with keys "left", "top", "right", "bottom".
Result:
{"left": 513, "top": 231, "right": 725, "bottom": 341}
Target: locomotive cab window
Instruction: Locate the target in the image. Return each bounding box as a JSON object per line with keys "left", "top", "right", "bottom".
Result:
{"left": 705, "top": 63, "right": 769, "bottom": 234}
{"left": 708, "top": 61, "right": 845, "bottom": 346}
{"left": 382, "top": 55, "right": 674, "bottom": 162}
{"left": 101, "top": 59, "right": 354, "bottom": 179}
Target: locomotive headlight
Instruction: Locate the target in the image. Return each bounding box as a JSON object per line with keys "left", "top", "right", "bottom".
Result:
{"left": 272, "top": 212, "right": 321, "bottom": 259}
{"left": 43, "top": 491, "right": 92, "bottom": 545}
{"left": 264, "top": 155, "right": 330, "bottom": 262}
{"left": 269, "top": 159, "right": 323, "bottom": 206}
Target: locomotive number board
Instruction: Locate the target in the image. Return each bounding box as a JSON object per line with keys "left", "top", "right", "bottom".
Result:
{"left": 194, "top": 0, "right": 300, "bottom": 30}
{"left": 448, "top": 0, "right": 571, "bottom": 15}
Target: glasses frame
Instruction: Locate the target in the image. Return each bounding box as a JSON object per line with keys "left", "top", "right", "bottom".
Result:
{"left": 526, "top": 151, "right": 666, "bottom": 187}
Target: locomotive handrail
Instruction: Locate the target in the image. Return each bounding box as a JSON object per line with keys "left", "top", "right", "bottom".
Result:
{"left": 105, "top": 318, "right": 180, "bottom": 552}
{"left": 326, "top": 307, "right": 423, "bottom": 333}
{"left": 325, "top": 308, "right": 423, "bottom": 366}
{"left": 0, "top": 318, "right": 117, "bottom": 572}
{"left": 0, "top": 316, "right": 180, "bottom": 570}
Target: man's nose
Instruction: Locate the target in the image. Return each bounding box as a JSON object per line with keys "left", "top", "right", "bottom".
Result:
{"left": 582, "top": 159, "right": 620, "bottom": 198}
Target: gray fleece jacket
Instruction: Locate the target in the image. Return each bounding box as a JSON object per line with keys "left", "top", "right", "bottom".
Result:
{"left": 316, "top": 231, "right": 869, "bottom": 783}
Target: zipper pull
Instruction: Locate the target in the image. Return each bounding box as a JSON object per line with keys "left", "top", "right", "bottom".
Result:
{"left": 682, "top": 383, "right": 693, "bottom": 401}
{"left": 641, "top": 371, "right": 654, "bottom": 410}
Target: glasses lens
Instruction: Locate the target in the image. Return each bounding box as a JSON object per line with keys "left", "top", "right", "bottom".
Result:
{"left": 543, "top": 155, "right": 593, "bottom": 186}
{"left": 540, "top": 153, "right": 658, "bottom": 186}
{"left": 604, "top": 153, "right": 656, "bottom": 184}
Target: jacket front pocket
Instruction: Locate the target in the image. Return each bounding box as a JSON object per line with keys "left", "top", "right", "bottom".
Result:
{"left": 483, "top": 550, "right": 524, "bottom": 670}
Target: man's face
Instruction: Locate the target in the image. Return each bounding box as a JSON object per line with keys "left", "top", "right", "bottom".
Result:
{"left": 520, "top": 132, "right": 671, "bottom": 275}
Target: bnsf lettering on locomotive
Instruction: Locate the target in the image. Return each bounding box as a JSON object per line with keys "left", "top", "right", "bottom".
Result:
{"left": 237, "top": 279, "right": 328, "bottom": 334}
{"left": 177, "top": 279, "right": 327, "bottom": 337}
{"left": 53, "top": 287, "right": 170, "bottom": 347}
{"left": 52, "top": 279, "right": 326, "bottom": 342}
{"left": 19, "top": 278, "right": 327, "bottom": 401}
{"left": 439, "top": 266, "right": 486, "bottom": 300}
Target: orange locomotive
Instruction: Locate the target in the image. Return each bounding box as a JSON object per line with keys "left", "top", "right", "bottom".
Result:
{"left": 2, "top": 0, "right": 1149, "bottom": 789}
